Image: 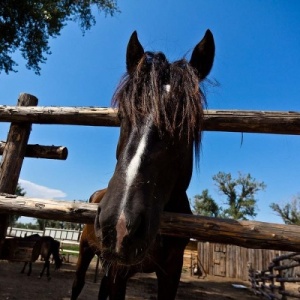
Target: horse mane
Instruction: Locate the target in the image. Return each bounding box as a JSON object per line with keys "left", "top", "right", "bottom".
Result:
{"left": 112, "top": 52, "right": 206, "bottom": 160}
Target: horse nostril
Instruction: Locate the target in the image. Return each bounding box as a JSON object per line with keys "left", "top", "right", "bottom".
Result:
{"left": 128, "top": 215, "right": 144, "bottom": 239}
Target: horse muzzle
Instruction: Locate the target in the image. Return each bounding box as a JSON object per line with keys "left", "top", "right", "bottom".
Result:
{"left": 95, "top": 208, "right": 154, "bottom": 265}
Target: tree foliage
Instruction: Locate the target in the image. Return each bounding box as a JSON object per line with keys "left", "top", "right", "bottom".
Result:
{"left": 193, "top": 172, "right": 266, "bottom": 220}
{"left": 192, "top": 189, "right": 220, "bottom": 217}
{"left": 213, "top": 172, "right": 266, "bottom": 220}
{"left": 270, "top": 196, "right": 300, "bottom": 225}
{"left": 0, "top": 0, "right": 119, "bottom": 74}
{"left": 15, "top": 183, "right": 26, "bottom": 197}
{"left": 35, "top": 218, "right": 83, "bottom": 230}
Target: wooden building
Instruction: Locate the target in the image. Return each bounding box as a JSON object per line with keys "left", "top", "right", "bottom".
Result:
{"left": 197, "top": 242, "right": 296, "bottom": 281}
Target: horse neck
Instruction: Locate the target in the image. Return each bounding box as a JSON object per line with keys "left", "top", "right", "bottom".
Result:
{"left": 164, "top": 142, "right": 194, "bottom": 214}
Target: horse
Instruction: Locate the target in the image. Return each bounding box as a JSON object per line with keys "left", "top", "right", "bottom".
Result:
{"left": 72, "top": 189, "right": 106, "bottom": 299}
{"left": 20, "top": 234, "right": 62, "bottom": 279}
{"left": 72, "top": 29, "right": 215, "bottom": 299}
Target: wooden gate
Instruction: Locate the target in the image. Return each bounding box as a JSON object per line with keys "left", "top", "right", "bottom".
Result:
{"left": 213, "top": 244, "right": 226, "bottom": 276}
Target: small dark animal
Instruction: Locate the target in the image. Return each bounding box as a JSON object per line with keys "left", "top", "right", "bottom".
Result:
{"left": 72, "top": 29, "right": 215, "bottom": 299}
{"left": 20, "top": 234, "right": 62, "bottom": 279}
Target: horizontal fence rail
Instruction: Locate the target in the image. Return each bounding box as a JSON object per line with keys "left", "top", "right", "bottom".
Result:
{"left": 0, "top": 106, "right": 300, "bottom": 134}
{"left": 249, "top": 252, "right": 300, "bottom": 299}
{"left": 1, "top": 194, "right": 300, "bottom": 252}
{"left": 0, "top": 142, "right": 68, "bottom": 160}
{"left": 7, "top": 227, "right": 44, "bottom": 237}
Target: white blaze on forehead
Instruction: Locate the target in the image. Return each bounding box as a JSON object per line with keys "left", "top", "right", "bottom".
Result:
{"left": 115, "top": 121, "right": 151, "bottom": 253}
{"left": 120, "top": 124, "right": 150, "bottom": 211}
{"left": 126, "top": 132, "right": 147, "bottom": 185}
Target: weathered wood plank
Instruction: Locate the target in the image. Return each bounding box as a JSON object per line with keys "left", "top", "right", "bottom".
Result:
{"left": 0, "top": 106, "right": 300, "bottom": 134}
{"left": 0, "top": 142, "right": 68, "bottom": 160}
{"left": 204, "top": 110, "right": 300, "bottom": 134}
{"left": 0, "top": 195, "right": 97, "bottom": 223}
{"left": 0, "top": 106, "right": 119, "bottom": 126}
{"left": 1, "top": 194, "right": 300, "bottom": 252}
{"left": 0, "top": 94, "right": 37, "bottom": 254}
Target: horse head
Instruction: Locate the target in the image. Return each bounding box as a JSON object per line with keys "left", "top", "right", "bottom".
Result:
{"left": 95, "top": 30, "right": 215, "bottom": 265}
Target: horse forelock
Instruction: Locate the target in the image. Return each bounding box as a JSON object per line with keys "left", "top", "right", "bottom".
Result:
{"left": 112, "top": 53, "right": 206, "bottom": 161}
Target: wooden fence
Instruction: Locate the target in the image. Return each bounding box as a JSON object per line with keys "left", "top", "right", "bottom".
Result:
{"left": 1, "top": 105, "right": 300, "bottom": 135}
{"left": 7, "top": 227, "right": 43, "bottom": 238}
{"left": 198, "top": 243, "right": 300, "bottom": 298}
{"left": 249, "top": 252, "right": 300, "bottom": 299}
{"left": 7, "top": 226, "right": 81, "bottom": 242}
{"left": 1, "top": 93, "right": 300, "bottom": 254}
{"left": 2, "top": 194, "right": 300, "bottom": 252}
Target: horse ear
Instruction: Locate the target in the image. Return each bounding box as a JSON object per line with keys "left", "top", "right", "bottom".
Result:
{"left": 126, "top": 31, "right": 144, "bottom": 74}
{"left": 189, "top": 29, "right": 215, "bottom": 80}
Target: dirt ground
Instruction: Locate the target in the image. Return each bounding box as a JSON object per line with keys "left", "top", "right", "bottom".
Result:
{"left": 0, "top": 259, "right": 261, "bottom": 300}
{"left": 0, "top": 261, "right": 259, "bottom": 300}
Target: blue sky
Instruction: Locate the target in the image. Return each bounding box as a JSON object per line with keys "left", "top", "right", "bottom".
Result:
{"left": 1, "top": 1, "right": 300, "bottom": 224}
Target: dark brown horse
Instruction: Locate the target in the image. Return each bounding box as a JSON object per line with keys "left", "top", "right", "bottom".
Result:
{"left": 72, "top": 189, "right": 106, "bottom": 299}
{"left": 72, "top": 29, "right": 215, "bottom": 299}
{"left": 20, "top": 234, "right": 62, "bottom": 279}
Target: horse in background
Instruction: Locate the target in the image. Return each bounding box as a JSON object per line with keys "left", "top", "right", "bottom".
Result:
{"left": 20, "top": 234, "right": 62, "bottom": 279}
{"left": 72, "top": 29, "right": 215, "bottom": 299}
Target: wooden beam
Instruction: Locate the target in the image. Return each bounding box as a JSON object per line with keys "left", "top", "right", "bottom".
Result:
{"left": 0, "top": 142, "right": 68, "bottom": 160}
{"left": 0, "top": 106, "right": 300, "bottom": 135}
{"left": 1, "top": 194, "right": 300, "bottom": 252}
{"left": 0, "top": 106, "right": 119, "bottom": 127}
{"left": 0, "top": 94, "right": 37, "bottom": 254}
{"left": 204, "top": 110, "right": 300, "bottom": 135}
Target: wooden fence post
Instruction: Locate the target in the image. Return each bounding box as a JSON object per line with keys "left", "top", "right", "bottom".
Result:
{"left": 0, "top": 93, "right": 38, "bottom": 255}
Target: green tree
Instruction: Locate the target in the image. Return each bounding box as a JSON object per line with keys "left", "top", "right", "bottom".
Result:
{"left": 15, "top": 184, "right": 26, "bottom": 197}
{"left": 36, "top": 218, "right": 63, "bottom": 230}
{"left": 193, "top": 189, "right": 220, "bottom": 217}
{"left": 213, "top": 172, "right": 266, "bottom": 220}
{"left": 35, "top": 219, "right": 83, "bottom": 230}
{"left": 270, "top": 196, "right": 300, "bottom": 225}
{"left": 14, "top": 222, "right": 39, "bottom": 230}
{"left": 0, "top": 0, "right": 119, "bottom": 74}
